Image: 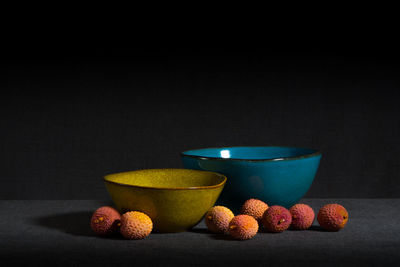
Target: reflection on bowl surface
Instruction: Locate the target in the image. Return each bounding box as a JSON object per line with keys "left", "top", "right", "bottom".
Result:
{"left": 104, "top": 169, "right": 226, "bottom": 233}
{"left": 181, "top": 147, "right": 321, "bottom": 209}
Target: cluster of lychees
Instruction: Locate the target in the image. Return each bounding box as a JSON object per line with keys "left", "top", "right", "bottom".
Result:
{"left": 90, "top": 206, "right": 153, "bottom": 239}
{"left": 205, "top": 199, "right": 349, "bottom": 240}
{"left": 90, "top": 200, "right": 348, "bottom": 241}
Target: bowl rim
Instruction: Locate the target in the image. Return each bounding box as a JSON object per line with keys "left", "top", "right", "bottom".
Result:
{"left": 180, "top": 146, "right": 321, "bottom": 162}
{"left": 103, "top": 168, "right": 227, "bottom": 190}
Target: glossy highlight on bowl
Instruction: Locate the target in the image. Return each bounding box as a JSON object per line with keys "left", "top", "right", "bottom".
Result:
{"left": 103, "top": 168, "right": 226, "bottom": 233}
{"left": 181, "top": 146, "right": 322, "bottom": 209}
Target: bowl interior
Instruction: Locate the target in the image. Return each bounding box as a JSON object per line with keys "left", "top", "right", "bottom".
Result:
{"left": 104, "top": 168, "right": 226, "bottom": 189}
{"left": 181, "top": 146, "right": 319, "bottom": 161}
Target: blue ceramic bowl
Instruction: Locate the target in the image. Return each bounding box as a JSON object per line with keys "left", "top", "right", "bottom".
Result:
{"left": 181, "top": 146, "right": 321, "bottom": 209}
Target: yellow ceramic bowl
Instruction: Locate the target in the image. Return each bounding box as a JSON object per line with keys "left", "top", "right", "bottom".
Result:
{"left": 103, "top": 168, "right": 226, "bottom": 233}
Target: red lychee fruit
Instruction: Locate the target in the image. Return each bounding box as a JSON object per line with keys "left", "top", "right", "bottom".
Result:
{"left": 262, "top": 205, "right": 292, "bottom": 233}
{"left": 241, "top": 199, "right": 269, "bottom": 223}
{"left": 205, "top": 206, "right": 234, "bottom": 234}
{"left": 289, "top": 204, "right": 315, "bottom": 230}
{"left": 90, "top": 206, "right": 121, "bottom": 236}
{"left": 228, "top": 214, "right": 259, "bottom": 240}
{"left": 317, "top": 204, "right": 349, "bottom": 231}
{"left": 120, "top": 211, "right": 153, "bottom": 239}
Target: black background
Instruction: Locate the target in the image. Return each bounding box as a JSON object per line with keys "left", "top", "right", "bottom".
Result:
{"left": 1, "top": 47, "right": 399, "bottom": 200}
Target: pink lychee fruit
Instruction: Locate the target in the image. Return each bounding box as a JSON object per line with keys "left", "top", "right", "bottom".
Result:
{"left": 90, "top": 206, "right": 121, "bottom": 236}
{"left": 289, "top": 204, "right": 315, "bottom": 230}
{"left": 228, "top": 214, "right": 259, "bottom": 240}
{"left": 205, "top": 206, "right": 234, "bottom": 234}
{"left": 317, "top": 204, "right": 349, "bottom": 231}
{"left": 262, "top": 205, "right": 292, "bottom": 233}
{"left": 241, "top": 198, "right": 269, "bottom": 223}
{"left": 120, "top": 211, "right": 153, "bottom": 239}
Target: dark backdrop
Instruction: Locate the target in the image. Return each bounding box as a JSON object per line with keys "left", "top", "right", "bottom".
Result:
{"left": 1, "top": 48, "right": 399, "bottom": 199}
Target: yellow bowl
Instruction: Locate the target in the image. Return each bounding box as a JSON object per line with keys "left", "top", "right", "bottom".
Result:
{"left": 103, "top": 168, "right": 226, "bottom": 233}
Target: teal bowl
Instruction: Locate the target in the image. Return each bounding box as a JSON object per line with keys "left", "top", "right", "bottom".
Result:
{"left": 181, "top": 146, "right": 321, "bottom": 209}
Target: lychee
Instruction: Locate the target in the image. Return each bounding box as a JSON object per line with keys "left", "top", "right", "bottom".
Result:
{"left": 205, "top": 206, "right": 234, "bottom": 234}
{"left": 289, "top": 204, "right": 315, "bottom": 230}
{"left": 317, "top": 204, "right": 349, "bottom": 231}
{"left": 228, "top": 214, "right": 258, "bottom": 240}
{"left": 90, "top": 206, "right": 121, "bottom": 236}
{"left": 262, "top": 205, "right": 292, "bottom": 233}
{"left": 241, "top": 199, "right": 269, "bottom": 222}
{"left": 120, "top": 211, "right": 153, "bottom": 239}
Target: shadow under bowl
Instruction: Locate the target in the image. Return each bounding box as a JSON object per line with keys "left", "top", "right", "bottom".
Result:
{"left": 103, "top": 168, "right": 226, "bottom": 233}
{"left": 181, "top": 146, "right": 321, "bottom": 210}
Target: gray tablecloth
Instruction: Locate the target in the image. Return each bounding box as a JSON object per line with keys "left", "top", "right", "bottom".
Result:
{"left": 1, "top": 199, "right": 399, "bottom": 266}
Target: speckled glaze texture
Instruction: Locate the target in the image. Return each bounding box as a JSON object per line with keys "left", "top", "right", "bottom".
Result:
{"left": 290, "top": 204, "right": 315, "bottom": 230}
{"left": 104, "top": 169, "right": 226, "bottom": 233}
{"left": 262, "top": 205, "right": 292, "bottom": 232}
{"left": 317, "top": 204, "right": 349, "bottom": 231}
{"left": 181, "top": 146, "right": 321, "bottom": 209}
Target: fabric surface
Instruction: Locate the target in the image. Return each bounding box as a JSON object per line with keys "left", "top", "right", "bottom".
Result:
{"left": 1, "top": 199, "right": 399, "bottom": 266}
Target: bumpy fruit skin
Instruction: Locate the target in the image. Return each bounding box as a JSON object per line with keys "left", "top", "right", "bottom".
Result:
{"left": 120, "top": 211, "right": 153, "bottom": 239}
{"left": 205, "top": 206, "right": 234, "bottom": 234}
{"left": 228, "top": 215, "right": 259, "bottom": 240}
{"left": 289, "top": 204, "right": 315, "bottom": 230}
{"left": 241, "top": 199, "right": 269, "bottom": 222}
{"left": 262, "top": 205, "right": 292, "bottom": 233}
{"left": 317, "top": 204, "right": 349, "bottom": 231}
{"left": 90, "top": 206, "right": 121, "bottom": 236}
